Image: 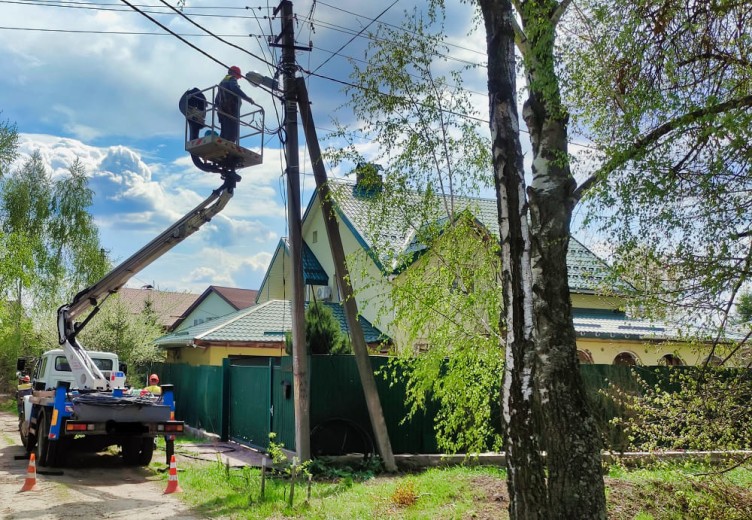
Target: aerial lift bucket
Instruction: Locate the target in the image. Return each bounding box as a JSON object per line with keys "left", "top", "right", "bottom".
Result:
{"left": 181, "top": 85, "right": 264, "bottom": 174}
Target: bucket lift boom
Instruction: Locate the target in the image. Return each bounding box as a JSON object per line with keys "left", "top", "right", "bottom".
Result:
{"left": 57, "top": 181, "right": 235, "bottom": 390}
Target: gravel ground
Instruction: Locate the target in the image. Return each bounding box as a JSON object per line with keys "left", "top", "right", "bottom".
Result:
{"left": 0, "top": 408, "right": 205, "bottom": 519}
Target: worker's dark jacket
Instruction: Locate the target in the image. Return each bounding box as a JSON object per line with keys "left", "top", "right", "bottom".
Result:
{"left": 216, "top": 75, "right": 253, "bottom": 117}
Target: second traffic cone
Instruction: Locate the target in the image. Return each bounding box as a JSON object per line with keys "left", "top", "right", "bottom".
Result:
{"left": 164, "top": 454, "right": 182, "bottom": 494}
{"left": 20, "top": 453, "right": 39, "bottom": 492}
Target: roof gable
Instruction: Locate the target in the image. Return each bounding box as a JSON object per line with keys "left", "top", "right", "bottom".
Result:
{"left": 257, "top": 238, "right": 329, "bottom": 300}
{"left": 323, "top": 179, "right": 621, "bottom": 294}
{"left": 118, "top": 287, "right": 200, "bottom": 329}
{"left": 170, "top": 285, "right": 257, "bottom": 331}
{"left": 212, "top": 286, "right": 258, "bottom": 309}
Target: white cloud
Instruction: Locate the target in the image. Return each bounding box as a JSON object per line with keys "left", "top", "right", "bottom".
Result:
{"left": 9, "top": 133, "right": 285, "bottom": 291}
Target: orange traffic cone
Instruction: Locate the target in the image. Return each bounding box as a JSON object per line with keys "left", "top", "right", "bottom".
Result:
{"left": 20, "top": 453, "right": 39, "bottom": 492}
{"left": 164, "top": 454, "right": 182, "bottom": 494}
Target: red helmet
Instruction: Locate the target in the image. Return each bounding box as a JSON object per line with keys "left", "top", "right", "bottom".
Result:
{"left": 149, "top": 374, "right": 159, "bottom": 384}
{"left": 21, "top": 375, "right": 30, "bottom": 383}
{"left": 229, "top": 66, "right": 242, "bottom": 78}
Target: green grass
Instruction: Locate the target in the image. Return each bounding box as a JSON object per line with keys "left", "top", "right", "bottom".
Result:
{"left": 606, "top": 462, "right": 752, "bottom": 520}
{"left": 162, "top": 456, "right": 752, "bottom": 519}
{"left": 0, "top": 395, "right": 18, "bottom": 414}
{"left": 167, "top": 459, "right": 508, "bottom": 519}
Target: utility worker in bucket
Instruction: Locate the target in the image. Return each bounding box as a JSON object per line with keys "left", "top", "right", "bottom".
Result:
{"left": 216, "top": 66, "right": 254, "bottom": 144}
{"left": 142, "top": 373, "right": 162, "bottom": 396}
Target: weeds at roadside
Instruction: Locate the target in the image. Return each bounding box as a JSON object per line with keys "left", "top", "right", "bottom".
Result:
{"left": 0, "top": 395, "right": 17, "bottom": 414}
{"left": 391, "top": 480, "right": 418, "bottom": 507}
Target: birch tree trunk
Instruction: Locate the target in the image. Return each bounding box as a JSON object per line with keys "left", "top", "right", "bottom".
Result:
{"left": 480, "top": 0, "right": 607, "bottom": 518}
{"left": 479, "top": 1, "right": 548, "bottom": 518}
{"left": 518, "top": 1, "right": 607, "bottom": 517}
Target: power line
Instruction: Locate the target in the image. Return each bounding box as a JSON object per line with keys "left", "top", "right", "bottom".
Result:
{"left": 315, "top": 0, "right": 486, "bottom": 58}
{"left": 155, "top": 0, "right": 275, "bottom": 69}
{"left": 311, "top": 42, "right": 488, "bottom": 98}
{"left": 9, "top": 0, "right": 269, "bottom": 8}
{"left": 118, "top": 0, "right": 227, "bottom": 69}
{"left": 303, "top": 68, "right": 600, "bottom": 151}
{"left": 303, "top": 69, "right": 490, "bottom": 126}
{"left": 303, "top": 15, "right": 485, "bottom": 70}
{"left": 310, "top": 0, "right": 397, "bottom": 75}
{"left": 0, "top": 25, "right": 249, "bottom": 36}
{"left": 1, "top": 0, "right": 270, "bottom": 18}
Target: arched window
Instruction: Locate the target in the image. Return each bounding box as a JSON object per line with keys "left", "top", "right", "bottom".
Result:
{"left": 704, "top": 355, "right": 723, "bottom": 367}
{"left": 577, "top": 350, "right": 594, "bottom": 364}
{"left": 613, "top": 352, "right": 638, "bottom": 366}
{"left": 659, "top": 354, "right": 683, "bottom": 366}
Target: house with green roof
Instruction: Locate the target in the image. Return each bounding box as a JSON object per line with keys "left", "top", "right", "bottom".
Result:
{"left": 256, "top": 175, "right": 710, "bottom": 367}
{"left": 155, "top": 299, "right": 385, "bottom": 366}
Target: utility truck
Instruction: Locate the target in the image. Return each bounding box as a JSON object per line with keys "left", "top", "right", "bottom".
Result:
{"left": 17, "top": 178, "right": 237, "bottom": 467}
{"left": 17, "top": 79, "right": 263, "bottom": 468}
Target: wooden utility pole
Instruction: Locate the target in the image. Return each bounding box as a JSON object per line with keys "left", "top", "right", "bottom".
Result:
{"left": 272, "top": 0, "right": 309, "bottom": 461}
{"left": 296, "top": 78, "right": 397, "bottom": 472}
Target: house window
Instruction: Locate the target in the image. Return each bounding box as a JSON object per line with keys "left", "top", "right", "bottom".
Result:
{"left": 312, "top": 230, "right": 318, "bottom": 244}
{"left": 193, "top": 318, "right": 205, "bottom": 326}
{"left": 613, "top": 352, "right": 638, "bottom": 366}
{"left": 704, "top": 355, "right": 723, "bottom": 366}
{"left": 577, "top": 350, "right": 594, "bottom": 364}
{"left": 659, "top": 354, "right": 683, "bottom": 366}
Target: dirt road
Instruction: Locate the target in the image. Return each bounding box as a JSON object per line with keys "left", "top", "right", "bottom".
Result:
{"left": 0, "top": 409, "right": 204, "bottom": 519}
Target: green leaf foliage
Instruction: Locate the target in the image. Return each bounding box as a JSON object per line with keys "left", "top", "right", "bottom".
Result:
{"left": 306, "top": 300, "right": 351, "bottom": 355}
{"left": 77, "top": 294, "right": 165, "bottom": 386}
{"left": 0, "top": 115, "right": 18, "bottom": 178}
{"left": 327, "top": 6, "right": 501, "bottom": 453}
{"left": 562, "top": 0, "right": 752, "bottom": 340}
{"left": 0, "top": 147, "right": 109, "bottom": 388}
{"left": 612, "top": 367, "right": 752, "bottom": 452}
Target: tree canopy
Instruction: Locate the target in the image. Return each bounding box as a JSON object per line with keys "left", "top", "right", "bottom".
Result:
{"left": 0, "top": 139, "right": 109, "bottom": 390}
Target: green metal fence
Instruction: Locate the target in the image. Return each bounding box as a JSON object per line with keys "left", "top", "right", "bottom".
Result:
{"left": 152, "top": 362, "right": 224, "bottom": 434}
{"left": 154, "top": 358, "right": 726, "bottom": 455}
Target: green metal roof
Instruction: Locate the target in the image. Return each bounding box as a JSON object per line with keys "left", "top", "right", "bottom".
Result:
{"left": 301, "top": 241, "right": 329, "bottom": 286}
{"left": 572, "top": 308, "right": 677, "bottom": 341}
{"left": 321, "top": 180, "right": 620, "bottom": 294}
{"left": 279, "top": 238, "right": 329, "bottom": 286}
{"left": 155, "top": 299, "right": 386, "bottom": 346}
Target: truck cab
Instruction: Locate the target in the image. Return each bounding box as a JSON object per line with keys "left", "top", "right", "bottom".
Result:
{"left": 29, "top": 349, "right": 121, "bottom": 391}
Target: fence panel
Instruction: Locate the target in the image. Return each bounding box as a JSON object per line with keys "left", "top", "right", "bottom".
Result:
{"left": 271, "top": 358, "right": 296, "bottom": 450}
{"left": 228, "top": 363, "right": 271, "bottom": 449}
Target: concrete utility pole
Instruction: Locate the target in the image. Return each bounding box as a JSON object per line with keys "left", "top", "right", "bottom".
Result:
{"left": 296, "top": 78, "right": 397, "bottom": 472}
{"left": 272, "top": 0, "right": 309, "bottom": 462}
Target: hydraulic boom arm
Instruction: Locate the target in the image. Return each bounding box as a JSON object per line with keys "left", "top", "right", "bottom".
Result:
{"left": 57, "top": 180, "right": 235, "bottom": 390}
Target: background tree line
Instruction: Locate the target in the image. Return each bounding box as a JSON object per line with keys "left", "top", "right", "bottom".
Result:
{"left": 0, "top": 116, "right": 165, "bottom": 391}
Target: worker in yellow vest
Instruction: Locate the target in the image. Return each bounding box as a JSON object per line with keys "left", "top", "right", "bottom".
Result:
{"left": 141, "top": 373, "right": 162, "bottom": 396}
{"left": 17, "top": 375, "right": 32, "bottom": 414}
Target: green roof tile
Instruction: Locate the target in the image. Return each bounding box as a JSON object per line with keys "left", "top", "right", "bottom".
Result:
{"left": 155, "top": 300, "right": 385, "bottom": 346}
{"left": 572, "top": 308, "right": 677, "bottom": 340}
{"left": 325, "top": 180, "right": 619, "bottom": 294}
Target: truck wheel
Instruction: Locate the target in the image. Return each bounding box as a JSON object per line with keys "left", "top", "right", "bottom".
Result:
{"left": 138, "top": 438, "right": 155, "bottom": 466}
{"left": 19, "top": 414, "right": 29, "bottom": 449}
{"left": 35, "top": 410, "right": 50, "bottom": 467}
{"left": 122, "top": 437, "right": 155, "bottom": 466}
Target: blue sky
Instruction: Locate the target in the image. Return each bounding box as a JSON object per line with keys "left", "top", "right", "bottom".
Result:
{"left": 0, "top": 0, "right": 494, "bottom": 295}
{"left": 1, "top": 1, "right": 603, "bottom": 295}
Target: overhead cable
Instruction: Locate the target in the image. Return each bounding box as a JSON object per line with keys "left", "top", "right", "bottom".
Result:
{"left": 156, "top": 0, "right": 275, "bottom": 69}
{"left": 310, "top": 0, "right": 398, "bottom": 75}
